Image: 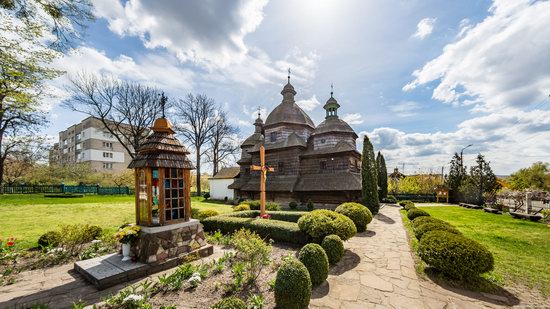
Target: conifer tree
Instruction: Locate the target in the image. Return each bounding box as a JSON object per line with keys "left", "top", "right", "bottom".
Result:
{"left": 376, "top": 152, "right": 388, "bottom": 201}
{"left": 362, "top": 136, "right": 379, "bottom": 214}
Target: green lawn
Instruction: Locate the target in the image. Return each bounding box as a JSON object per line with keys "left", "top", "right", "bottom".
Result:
{"left": 0, "top": 194, "right": 232, "bottom": 249}
{"left": 417, "top": 206, "right": 550, "bottom": 296}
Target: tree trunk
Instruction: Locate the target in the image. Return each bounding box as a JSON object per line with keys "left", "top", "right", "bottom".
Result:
{"left": 0, "top": 156, "right": 5, "bottom": 195}
{"left": 195, "top": 146, "right": 201, "bottom": 195}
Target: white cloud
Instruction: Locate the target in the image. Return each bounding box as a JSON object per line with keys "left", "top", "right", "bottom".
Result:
{"left": 389, "top": 101, "right": 422, "bottom": 117}
{"left": 404, "top": 0, "right": 550, "bottom": 112}
{"left": 362, "top": 109, "right": 550, "bottom": 174}
{"left": 92, "top": 0, "right": 268, "bottom": 69}
{"left": 342, "top": 113, "right": 363, "bottom": 125}
{"left": 413, "top": 17, "right": 436, "bottom": 39}
{"left": 296, "top": 95, "right": 321, "bottom": 111}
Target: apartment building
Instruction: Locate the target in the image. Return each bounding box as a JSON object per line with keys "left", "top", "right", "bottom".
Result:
{"left": 53, "top": 117, "right": 133, "bottom": 173}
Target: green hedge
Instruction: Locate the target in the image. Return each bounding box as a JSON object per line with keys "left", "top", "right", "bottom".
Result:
{"left": 418, "top": 230, "right": 494, "bottom": 279}
{"left": 335, "top": 202, "right": 373, "bottom": 232}
{"left": 407, "top": 208, "right": 430, "bottom": 220}
{"left": 201, "top": 216, "right": 308, "bottom": 245}
{"left": 411, "top": 216, "right": 448, "bottom": 230}
{"left": 241, "top": 200, "right": 281, "bottom": 211}
{"left": 275, "top": 258, "right": 311, "bottom": 309}
{"left": 218, "top": 210, "right": 307, "bottom": 223}
{"left": 414, "top": 222, "right": 461, "bottom": 240}
{"left": 298, "top": 210, "right": 357, "bottom": 243}
{"left": 298, "top": 243, "right": 329, "bottom": 286}
{"left": 321, "top": 234, "right": 344, "bottom": 265}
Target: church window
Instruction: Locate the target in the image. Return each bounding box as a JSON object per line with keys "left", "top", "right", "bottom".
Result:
{"left": 321, "top": 139, "right": 326, "bottom": 144}
{"left": 270, "top": 132, "right": 277, "bottom": 142}
{"left": 278, "top": 162, "right": 284, "bottom": 173}
{"left": 245, "top": 167, "right": 250, "bottom": 175}
{"left": 320, "top": 161, "right": 327, "bottom": 171}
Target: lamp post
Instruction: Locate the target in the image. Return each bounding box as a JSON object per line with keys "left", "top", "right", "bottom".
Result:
{"left": 460, "top": 144, "right": 473, "bottom": 171}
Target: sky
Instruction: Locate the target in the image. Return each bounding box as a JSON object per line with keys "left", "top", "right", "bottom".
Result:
{"left": 44, "top": 0, "right": 550, "bottom": 175}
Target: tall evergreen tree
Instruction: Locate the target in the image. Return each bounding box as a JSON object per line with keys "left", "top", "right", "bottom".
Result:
{"left": 447, "top": 152, "right": 465, "bottom": 202}
{"left": 362, "top": 136, "right": 379, "bottom": 214}
{"left": 376, "top": 152, "right": 388, "bottom": 201}
{"left": 469, "top": 154, "right": 500, "bottom": 204}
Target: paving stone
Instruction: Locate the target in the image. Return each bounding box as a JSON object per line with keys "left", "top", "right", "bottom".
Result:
{"left": 360, "top": 273, "right": 394, "bottom": 292}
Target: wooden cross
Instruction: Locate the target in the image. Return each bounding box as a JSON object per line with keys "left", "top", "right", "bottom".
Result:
{"left": 251, "top": 145, "right": 274, "bottom": 216}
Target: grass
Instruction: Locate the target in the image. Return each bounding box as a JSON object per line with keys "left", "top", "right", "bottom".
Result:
{"left": 0, "top": 194, "right": 233, "bottom": 249}
{"left": 406, "top": 206, "right": 550, "bottom": 297}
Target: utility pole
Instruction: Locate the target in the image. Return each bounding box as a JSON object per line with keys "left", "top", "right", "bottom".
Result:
{"left": 479, "top": 160, "right": 483, "bottom": 205}
{"left": 460, "top": 144, "right": 473, "bottom": 173}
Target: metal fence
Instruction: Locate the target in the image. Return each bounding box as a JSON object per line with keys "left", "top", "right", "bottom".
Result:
{"left": 392, "top": 193, "right": 437, "bottom": 202}
{"left": 2, "top": 184, "right": 132, "bottom": 195}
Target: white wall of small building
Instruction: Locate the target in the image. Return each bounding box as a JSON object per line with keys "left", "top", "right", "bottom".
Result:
{"left": 208, "top": 179, "right": 234, "bottom": 200}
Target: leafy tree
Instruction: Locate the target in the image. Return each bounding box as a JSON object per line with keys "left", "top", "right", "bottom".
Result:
{"left": 447, "top": 152, "right": 466, "bottom": 202}
{"left": 361, "top": 135, "right": 379, "bottom": 214}
{"left": 376, "top": 152, "right": 388, "bottom": 201}
{"left": 509, "top": 162, "right": 550, "bottom": 191}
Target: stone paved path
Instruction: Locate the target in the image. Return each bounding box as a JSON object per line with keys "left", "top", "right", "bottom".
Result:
{"left": 310, "top": 204, "right": 512, "bottom": 309}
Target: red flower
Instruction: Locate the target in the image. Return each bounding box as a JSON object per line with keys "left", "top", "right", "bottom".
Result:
{"left": 6, "top": 237, "right": 15, "bottom": 247}
{"left": 260, "top": 214, "right": 271, "bottom": 219}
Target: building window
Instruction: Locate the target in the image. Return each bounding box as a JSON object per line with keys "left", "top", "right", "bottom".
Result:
{"left": 76, "top": 143, "right": 81, "bottom": 150}
{"left": 278, "top": 162, "right": 284, "bottom": 173}
{"left": 103, "top": 142, "right": 113, "bottom": 148}
{"left": 103, "top": 131, "right": 113, "bottom": 138}
{"left": 321, "top": 139, "right": 326, "bottom": 144}
{"left": 76, "top": 133, "right": 81, "bottom": 141}
{"left": 320, "top": 161, "right": 327, "bottom": 171}
{"left": 270, "top": 132, "right": 277, "bottom": 142}
{"left": 63, "top": 139, "right": 67, "bottom": 146}
{"left": 244, "top": 167, "right": 250, "bottom": 175}
{"left": 103, "top": 152, "right": 113, "bottom": 158}
{"left": 103, "top": 162, "right": 113, "bottom": 169}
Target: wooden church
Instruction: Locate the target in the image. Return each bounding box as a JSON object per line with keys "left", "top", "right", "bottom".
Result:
{"left": 229, "top": 75, "right": 362, "bottom": 205}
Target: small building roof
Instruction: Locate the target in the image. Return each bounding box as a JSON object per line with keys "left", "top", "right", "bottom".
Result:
{"left": 313, "top": 117, "right": 357, "bottom": 138}
{"left": 210, "top": 167, "right": 240, "bottom": 179}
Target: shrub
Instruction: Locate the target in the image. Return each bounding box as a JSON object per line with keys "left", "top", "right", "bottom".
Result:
{"left": 203, "top": 192, "right": 211, "bottom": 200}
{"left": 411, "top": 216, "right": 448, "bottom": 230}
{"left": 306, "top": 200, "right": 314, "bottom": 211}
{"left": 289, "top": 201, "right": 298, "bottom": 210}
{"left": 335, "top": 202, "right": 373, "bottom": 232}
{"left": 414, "top": 222, "right": 461, "bottom": 240}
{"left": 407, "top": 208, "right": 430, "bottom": 221}
{"left": 84, "top": 225, "right": 103, "bottom": 240}
{"left": 242, "top": 200, "right": 281, "bottom": 211}
{"left": 38, "top": 231, "right": 62, "bottom": 248}
{"left": 297, "top": 209, "right": 357, "bottom": 242}
{"left": 233, "top": 204, "right": 250, "bottom": 212}
{"left": 386, "top": 195, "right": 397, "bottom": 203}
{"left": 197, "top": 209, "right": 219, "bottom": 220}
{"left": 232, "top": 229, "right": 272, "bottom": 282}
{"left": 321, "top": 234, "right": 344, "bottom": 264}
{"left": 202, "top": 216, "right": 307, "bottom": 244}
{"left": 274, "top": 258, "right": 311, "bottom": 309}
{"left": 211, "top": 296, "right": 247, "bottom": 309}
{"left": 418, "top": 230, "right": 494, "bottom": 279}
{"left": 398, "top": 200, "right": 415, "bottom": 210}
{"left": 217, "top": 210, "right": 307, "bottom": 223}
{"left": 298, "top": 243, "right": 329, "bottom": 286}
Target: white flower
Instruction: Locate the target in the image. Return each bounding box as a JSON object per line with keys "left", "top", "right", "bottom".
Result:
{"left": 91, "top": 239, "right": 102, "bottom": 244}
{"left": 123, "top": 294, "right": 143, "bottom": 303}
{"left": 188, "top": 272, "right": 202, "bottom": 286}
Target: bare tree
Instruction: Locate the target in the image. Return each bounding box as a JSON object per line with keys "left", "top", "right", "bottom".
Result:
{"left": 173, "top": 94, "right": 217, "bottom": 195}
{"left": 64, "top": 73, "right": 164, "bottom": 158}
{"left": 206, "top": 111, "right": 239, "bottom": 175}
{"left": 2, "top": 131, "right": 47, "bottom": 186}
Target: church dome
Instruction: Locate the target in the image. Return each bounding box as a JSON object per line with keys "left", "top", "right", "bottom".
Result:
{"left": 313, "top": 117, "right": 357, "bottom": 137}
{"left": 265, "top": 101, "right": 315, "bottom": 128}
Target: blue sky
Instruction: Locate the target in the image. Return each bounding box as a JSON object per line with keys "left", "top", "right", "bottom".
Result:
{"left": 46, "top": 0, "right": 550, "bottom": 175}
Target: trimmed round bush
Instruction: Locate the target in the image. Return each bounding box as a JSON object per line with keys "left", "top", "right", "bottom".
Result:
{"left": 399, "top": 200, "right": 415, "bottom": 210}
{"left": 335, "top": 202, "right": 373, "bottom": 232}
{"left": 211, "top": 296, "right": 246, "bottom": 309}
{"left": 418, "top": 230, "right": 494, "bottom": 279}
{"left": 233, "top": 204, "right": 250, "bottom": 212}
{"left": 414, "top": 222, "right": 461, "bottom": 240}
{"left": 321, "top": 234, "right": 344, "bottom": 264}
{"left": 298, "top": 243, "right": 329, "bottom": 286}
{"left": 411, "top": 216, "right": 448, "bottom": 230}
{"left": 289, "top": 201, "right": 298, "bottom": 210}
{"left": 298, "top": 209, "right": 357, "bottom": 242}
{"left": 275, "top": 258, "right": 312, "bottom": 309}
{"left": 84, "top": 225, "right": 103, "bottom": 240}
{"left": 407, "top": 208, "right": 430, "bottom": 220}
{"left": 38, "top": 231, "right": 62, "bottom": 248}
{"left": 203, "top": 192, "right": 211, "bottom": 200}
{"left": 197, "top": 209, "right": 219, "bottom": 220}
{"left": 386, "top": 195, "right": 397, "bottom": 203}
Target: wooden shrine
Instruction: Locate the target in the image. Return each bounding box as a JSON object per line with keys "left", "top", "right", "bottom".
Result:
{"left": 127, "top": 109, "right": 212, "bottom": 265}
{"left": 436, "top": 186, "right": 450, "bottom": 203}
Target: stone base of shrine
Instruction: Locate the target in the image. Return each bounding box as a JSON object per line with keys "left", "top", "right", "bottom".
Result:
{"left": 74, "top": 220, "right": 213, "bottom": 290}
{"left": 133, "top": 219, "right": 211, "bottom": 264}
